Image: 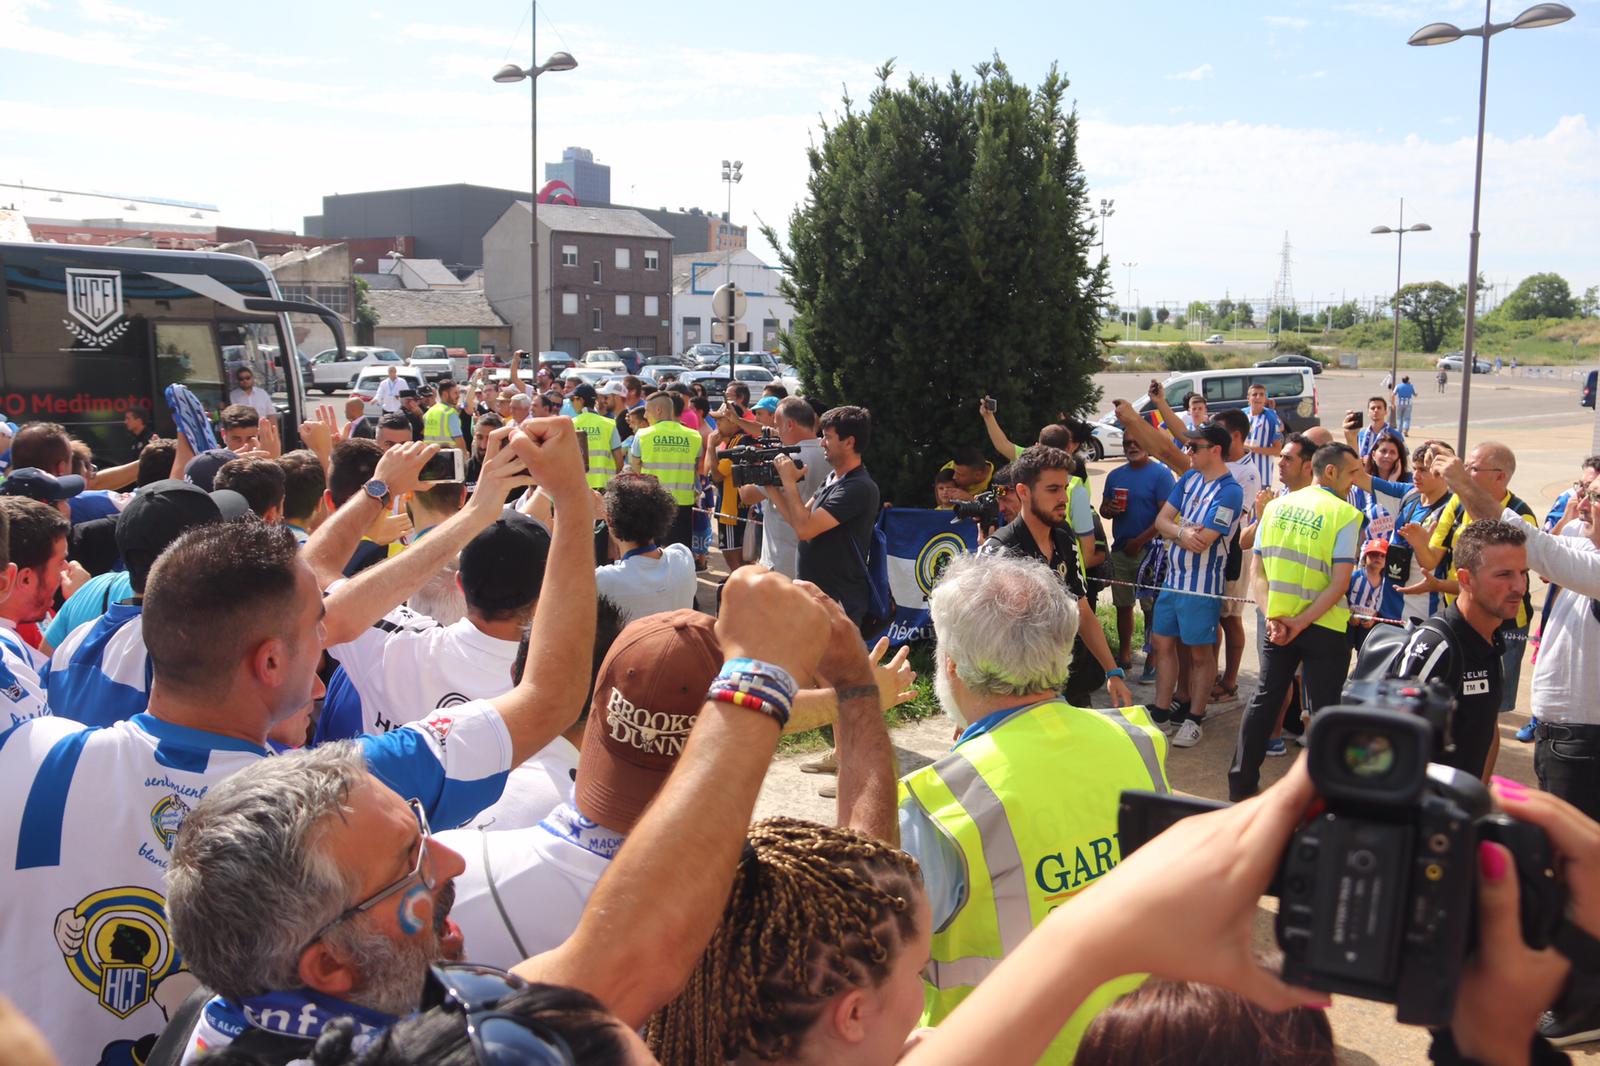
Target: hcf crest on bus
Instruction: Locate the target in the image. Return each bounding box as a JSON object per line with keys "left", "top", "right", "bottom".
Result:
{"left": 63, "top": 268, "right": 130, "bottom": 348}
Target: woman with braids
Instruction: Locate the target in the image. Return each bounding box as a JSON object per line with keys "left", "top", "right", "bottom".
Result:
{"left": 645, "top": 817, "right": 930, "bottom": 1066}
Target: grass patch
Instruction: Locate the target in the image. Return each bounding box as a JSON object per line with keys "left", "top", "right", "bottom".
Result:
{"left": 776, "top": 642, "right": 947, "bottom": 755}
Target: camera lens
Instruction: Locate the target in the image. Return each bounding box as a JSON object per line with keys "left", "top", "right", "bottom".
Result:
{"left": 1340, "top": 731, "right": 1397, "bottom": 779}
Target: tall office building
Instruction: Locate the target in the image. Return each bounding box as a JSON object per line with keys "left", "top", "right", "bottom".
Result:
{"left": 544, "top": 147, "right": 611, "bottom": 206}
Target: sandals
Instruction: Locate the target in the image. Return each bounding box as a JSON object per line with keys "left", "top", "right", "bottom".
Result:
{"left": 1210, "top": 677, "right": 1239, "bottom": 702}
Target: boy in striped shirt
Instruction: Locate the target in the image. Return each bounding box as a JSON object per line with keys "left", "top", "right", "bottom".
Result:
{"left": 1347, "top": 538, "right": 1390, "bottom": 652}
{"left": 1243, "top": 384, "right": 1283, "bottom": 491}
{"left": 1150, "top": 423, "right": 1244, "bottom": 748}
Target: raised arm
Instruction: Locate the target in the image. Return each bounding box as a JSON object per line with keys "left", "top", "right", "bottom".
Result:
{"left": 482, "top": 418, "right": 597, "bottom": 766}
{"left": 1113, "top": 399, "right": 1186, "bottom": 470}
{"left": 766, "top": 454, "right": 838, "bottom": 542}
{"left": 88, "top": 459, "right": 139, "bottom": 490}
{"left": 513, "top": 566, "right": 830, "bottom": 1028}
{"left": 808, "top": 592, "right": 899, "bottom": 843}
{"left": 299, "top": 441, "right": 436, "bottom": 589}
{"left": 321, "top": 441, "right": 535, "bottom": 647}
{"left": 978, "top": 401, "right": 1022, "bottom": 461}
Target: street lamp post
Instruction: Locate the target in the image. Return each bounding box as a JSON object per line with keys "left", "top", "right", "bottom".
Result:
{"left": 1122, "top": 261, "right": 1137, "bottom": 342}
{"left": 720, "top": 160, "right": 743, "bottom": 351}
{"left": 1098, "top": 198, "right": 1114, "bottom": 261}
{"left": 494, "top": 51, "right": 578, "bottom": 357}
{"left": 1408, "top": 1, "right": 1573, "bottom": 454}
{"left": 1371, "top": 199, "right": 1431, "bottom": 389}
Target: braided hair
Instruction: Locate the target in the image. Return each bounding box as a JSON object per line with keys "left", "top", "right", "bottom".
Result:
{"left": 645, "top": 817, "right": 923, "bottom": 1065}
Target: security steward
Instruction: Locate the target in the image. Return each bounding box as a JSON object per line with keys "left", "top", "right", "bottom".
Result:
{"left": 1228, "top": 441, "right": 1363, "bottom": 800}
{"left": 420, "top": 378, "right": 467, "bottom": 452}
{"left": 569, "top": 384, "right": 625, "bottom": 491}
{"left": 898, "top": 552, "right": 1168, "bottom": 1064}
{"left": 628, "top": 392, "right": 704, "bottom": 550}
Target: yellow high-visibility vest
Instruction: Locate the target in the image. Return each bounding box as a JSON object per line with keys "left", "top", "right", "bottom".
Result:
{"left": 573, "top": 410, "right": 618, "bottom": 490}
{"left": 634, "top": 419, "right": 702, "bottom": 505}
{"left": 898, "top": 700, "right": 1169, "bottom": 1063}
{"left": 1256, "top": 485, "right": 1363, "bottom": 632}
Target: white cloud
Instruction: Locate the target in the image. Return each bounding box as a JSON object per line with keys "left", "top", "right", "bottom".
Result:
{"left": 76, "top": 0, "right": 172, "bottom": 34}
{"left": 1265, "top": 15, "right": 1311, "bottom": 29}
{"left": 1167, "top": 62, "right": 1214, "bottom": 81}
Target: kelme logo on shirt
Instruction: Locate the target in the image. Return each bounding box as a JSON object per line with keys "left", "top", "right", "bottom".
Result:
{"left": 57, "top": 886, "right": 184, "bottom": 1018}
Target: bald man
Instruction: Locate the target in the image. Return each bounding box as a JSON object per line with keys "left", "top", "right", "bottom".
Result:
{"left": 343, "top": 397, "right": 376, "bottom": 440}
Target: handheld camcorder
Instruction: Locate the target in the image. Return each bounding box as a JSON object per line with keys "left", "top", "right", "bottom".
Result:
{"left": 726, "top": 433, "right": 805, "bottom": 488}
{"left": 951, "top": 490, "right": 1001, "bottom": 531}
{"left": 1119, "top": 682, "right": 1563, "bottom": 1026}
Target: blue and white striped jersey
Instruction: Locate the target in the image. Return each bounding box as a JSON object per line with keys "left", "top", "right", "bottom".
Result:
{"left": 1248, "top": 408, "right": 1283, "bottom": 489}
{"left": 0, "top": 635, "right": 47, "bottom": 729}
{"left": 1357, "top": 424, "right": 1407, "bottom": 458}
{"left": 1164, "top": 469, "right": 1244, "bottom": 596}
{"left": 0, "top": 701, "right": 515, "bottom": 1064}
{"left": 1348, "top": 567, "right": 1387, "bottom": 619}
{"left": 45, "top": 605, "right": 149, "bottom": 728}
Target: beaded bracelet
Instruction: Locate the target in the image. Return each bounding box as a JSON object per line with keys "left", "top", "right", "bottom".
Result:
{"left": 717, "top": 658, "right": 798, "bottom": 702}
{"left": 708, "top": 685, "right": 791, "bottom": 729}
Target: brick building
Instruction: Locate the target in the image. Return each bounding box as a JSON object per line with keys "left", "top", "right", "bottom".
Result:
{"left": 483, "top": 203, "right": 672, "bottom": 356}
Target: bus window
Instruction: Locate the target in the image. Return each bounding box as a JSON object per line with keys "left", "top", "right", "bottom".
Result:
{"left": 155, "top": 323, "right": 225, "bottom": 423}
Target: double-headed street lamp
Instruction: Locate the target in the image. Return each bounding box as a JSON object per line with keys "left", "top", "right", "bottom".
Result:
{"left": 1407, "top": 1, "right": 1573, "bottom": 455}
{"left": 1098, "top": 198, "right": 1114, "bottom": 261}
{"left": 1370, "top": 199, "right": 1431, "bottom": 390}
{"left": 494, "top": 51, "right": 578, "bottom": 355}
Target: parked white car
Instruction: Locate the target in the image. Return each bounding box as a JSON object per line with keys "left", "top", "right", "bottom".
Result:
{"left": 1205, "top": 334, "right": 1225, "bottom": 344}
{"left": 351, "top": 365, "right": 424, "bottom": 417}
{"left": 310, "top": 346, "right": 404, "bottom": 393}
{"left": 1436, "top": 352, "right": 1492, "bottom": 374}
{"left": 407, "top": 344, "right": 453, "bottom": 382}
{"left": 582, "top": 348, "right": 626, "bottom": 372}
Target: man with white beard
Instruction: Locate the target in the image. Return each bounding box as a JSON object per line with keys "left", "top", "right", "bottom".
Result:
{"left": 894, "top": 553, "right": 1170, "bottom": 1062}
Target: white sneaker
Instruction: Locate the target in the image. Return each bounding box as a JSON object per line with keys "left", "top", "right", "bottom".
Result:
{"left": 1172, "top": 720, "right": 1204, "bottom": 748}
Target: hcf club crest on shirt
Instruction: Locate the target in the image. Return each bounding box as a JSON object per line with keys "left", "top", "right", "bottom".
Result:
{"left": 58, "top": 885, "right": 184, "bottom": 1018}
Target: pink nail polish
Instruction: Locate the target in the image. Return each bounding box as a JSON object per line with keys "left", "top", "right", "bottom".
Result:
{"left": 1479, "top": 841, "right": 1508, "bottom": 880}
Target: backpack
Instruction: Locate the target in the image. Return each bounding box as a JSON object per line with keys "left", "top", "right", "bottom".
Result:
{"left": 1344, "top": 616, "right": 1461, "bottom": 701}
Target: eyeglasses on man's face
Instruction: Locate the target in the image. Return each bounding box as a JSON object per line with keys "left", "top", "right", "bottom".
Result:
{"left": 302, "top": 799, "right": 439, "bottom": 951}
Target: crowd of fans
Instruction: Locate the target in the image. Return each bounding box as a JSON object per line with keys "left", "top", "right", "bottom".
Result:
{"left": 0, "top": 354, "right": 1597, "bottom": 1066}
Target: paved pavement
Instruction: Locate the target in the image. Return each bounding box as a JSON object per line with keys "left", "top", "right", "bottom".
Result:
{"left": 752, "top": 413, "right": 1600, "bottom": 1064}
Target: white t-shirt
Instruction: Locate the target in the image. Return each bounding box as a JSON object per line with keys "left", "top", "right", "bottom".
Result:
{"left": 438, "top": 800, "right": 617, "bottom": 970}
{"left": 1226, "top": 455, "right": 1263, "bottom": 517}
{"left": 326, "top": 607, "right": 520, "bottom": 734}
{"left": 227, "top": 387, "right": 276, "bottom": 419}
{"left": 1531, "top": 522, "right": 1600, "bottom": 723}
{"left": 758, "top": 439, "right": 827, "bottom": 578}
{"left": 467, "top": 735, "right": 580, "bottom": 831}
{"left": 0, "top": 701, "right": 515, "bottom": 1063}
{"left": 593, "top": 544, "right": 698, "bottom": 624}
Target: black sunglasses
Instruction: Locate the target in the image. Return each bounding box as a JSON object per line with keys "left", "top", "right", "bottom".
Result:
{"left": 424, "top": 964, "right": 577, "bottom": 1066}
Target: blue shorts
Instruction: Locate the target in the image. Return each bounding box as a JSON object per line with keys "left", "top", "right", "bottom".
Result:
{"left": 1152, "top": 589, "right": 1222, "bottom": 645}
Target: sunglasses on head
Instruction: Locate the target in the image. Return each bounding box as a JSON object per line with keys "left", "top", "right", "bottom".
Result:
{"left": 1184, "top": 441, "right": 1215, "bottom": 452}
{"left": 423, "top": 964, "right": 577, "bottom": 1066}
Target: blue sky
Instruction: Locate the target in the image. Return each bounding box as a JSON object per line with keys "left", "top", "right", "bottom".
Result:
{"left": 2, "top": 0, "right": 1595, "bottom": 310}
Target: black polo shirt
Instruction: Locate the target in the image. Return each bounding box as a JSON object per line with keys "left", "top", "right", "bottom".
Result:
{"left": 1395, "top": 603, "right": 1504, "bottom": 776}
{"left": 978, "top": 516, "right": 1088, "bottom": 600}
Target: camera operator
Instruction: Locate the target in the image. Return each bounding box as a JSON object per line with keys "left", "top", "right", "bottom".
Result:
{"left": 977, "top": 445, "right": 1134, "bottom": 708}
{"left": 766, "top": 406, "right": 880, "bottom": 630}
{"left": 740, "top": 396, "right": 824, "bottom": 579}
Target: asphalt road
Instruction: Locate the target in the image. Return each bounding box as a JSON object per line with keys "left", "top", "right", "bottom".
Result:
{"left": 1089, "top": 365, "right": 1597, "bottom": 435}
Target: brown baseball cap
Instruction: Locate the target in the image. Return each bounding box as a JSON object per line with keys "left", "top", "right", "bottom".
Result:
{"left": 575, "top": 609, "right": 723, "bottom": 833}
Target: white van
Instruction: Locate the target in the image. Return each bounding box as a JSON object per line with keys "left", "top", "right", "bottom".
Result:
{"left": 1088, "top": 366, "right": 1319, "bottom": 460}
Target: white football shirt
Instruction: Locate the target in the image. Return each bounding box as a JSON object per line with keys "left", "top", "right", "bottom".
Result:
{"left": 0, "top": 701, "right": 514, "bottom": 1062}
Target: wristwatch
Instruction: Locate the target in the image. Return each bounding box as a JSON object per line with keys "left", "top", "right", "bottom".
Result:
{"left": 362, "top": 478, "right": 388, "bottom": 501}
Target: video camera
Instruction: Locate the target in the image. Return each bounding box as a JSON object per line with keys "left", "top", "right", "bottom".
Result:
{"left": 951, "top": 490, "right": 1001, "bottom": 531}
{"left": 1119, "top": 683, "right": 1564, "bottom": 1026}
{"left": 726, "top": 433, "right": 805, "bottom": 488}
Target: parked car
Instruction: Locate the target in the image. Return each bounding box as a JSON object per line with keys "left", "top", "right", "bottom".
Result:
{"left": 1253, "top": 352, "right": 1324, "bottom": 375}
{"left": 537, "top": 350, "right": 575, "bottom": 375}
{"left": 609, "top": 347, "right": 647, "bottom": 375}
{"left": 309, "top": 346, "right": 404, "bottom": 394}
{"left": 1088, "top": 364, "right": 1321, "bottom": 460}
{"left": 1205, "top": 334, "right": 1225, "bottom": 344}
{"left": 561, "top": 367, "right": 614, "bottom": 387}
{"left": 407, "top": 345, "right": 453, "bottom": 382}
{"left": 684, "top": 342, "right": 727, "bottom": 369}
{"left": 1436, "top": 352, "right": 1492, "bottom": 374}
{"left": 466, "top": 353, "right": 506, "bottom": 376}
{"left": 637, "top": 364, "right": 684, "bottom": 387}
{"left": 1583, "top": 369, "right": 1596, "bottom": 409}
{"left": 351, "top": 365, "right": 424, "bottom": 417}
{"left": 582, "top": 348, "right": 626, "bottom": 373}
{"left": 714, "top": 351, "right": 803, "bottom": 394}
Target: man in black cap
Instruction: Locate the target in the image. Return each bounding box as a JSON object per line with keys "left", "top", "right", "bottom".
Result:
{"left": 319, "top": 511, "right": 558, "bottom": 759}
{"left": 0, "top": 466, "right": 85, "bottom": 518}
{"left": 184, "top": 448, "right": 238, "bottom": 492}
{"left": 47, "top": 479, "right": 250, "bottom": 727}
{"left": 399, "top": 389, "right": 426, "bottom": 441}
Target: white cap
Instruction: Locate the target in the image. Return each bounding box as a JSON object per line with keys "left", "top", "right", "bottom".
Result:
{"left": 599, "top": 381, "right": 627, "bottom": 397}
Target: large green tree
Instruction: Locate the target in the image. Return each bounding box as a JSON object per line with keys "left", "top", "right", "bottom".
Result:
{"left": 769, "top": 57, "right": 1107, "bottom": 503}
{"left": 1500, "top": 272, "right": 1577, "bottom": 320}
{"left": 1394, "top": 281, "right": 1463, "bottom": 353}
